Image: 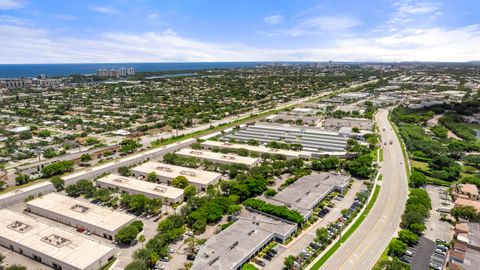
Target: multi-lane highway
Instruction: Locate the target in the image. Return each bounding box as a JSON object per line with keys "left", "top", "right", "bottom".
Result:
{"left": 317, "top": 108, "right": 409, "bottom": 270}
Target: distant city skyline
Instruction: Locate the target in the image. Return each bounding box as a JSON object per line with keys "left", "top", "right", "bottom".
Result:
{"left": 0, "top": 0, "right": 479, "bottom": 63}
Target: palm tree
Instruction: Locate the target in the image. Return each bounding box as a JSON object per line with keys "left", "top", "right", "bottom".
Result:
{"left": 138, "top": 234, "right": 145, "bottom": 248}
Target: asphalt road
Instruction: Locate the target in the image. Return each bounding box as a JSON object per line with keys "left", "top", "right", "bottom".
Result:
{"left": 317, "top": 108, "right": 409, "bottom": 270}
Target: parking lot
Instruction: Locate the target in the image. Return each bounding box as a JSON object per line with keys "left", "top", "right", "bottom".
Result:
{"left": 424, "top": 185, "right": 453, "bottom": 242}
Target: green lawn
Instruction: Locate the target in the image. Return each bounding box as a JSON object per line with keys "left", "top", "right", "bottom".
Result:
{"left": 379, "top": 148, "right": 384, "bottom": 162}
{"left": 310, "top": 185, "right": 381, "bottom": 269}
{"left": 242, "top": 263, "right": 259, "bottom": 270}
{"left": 410, "top": 160, "right": 428, "bottom": 170}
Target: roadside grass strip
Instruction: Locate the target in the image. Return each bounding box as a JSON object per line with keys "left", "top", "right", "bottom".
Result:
{"left": 310, "top": 184, "right": 381, "bottom": 269}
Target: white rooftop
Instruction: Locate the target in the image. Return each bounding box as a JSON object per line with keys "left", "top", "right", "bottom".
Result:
{"left": 132, "top": 161, "right": 221, "bottom": 186}
{"left": 176, "top": 148, "right": 260, "bottom": 167}
{"left": 0, "top": 209, "right": 115, "bottom": 269}
{"left": 0, "top": 181, "right": 53, "bottom": 202}
{"left": 201, "top": 140, "right": 311, "bottom": 159}
{"left": 26, "top": 193, "right": 135, "bottom": 232}
{"left": 96, "top": 174, "right": 183, "bottom": 200}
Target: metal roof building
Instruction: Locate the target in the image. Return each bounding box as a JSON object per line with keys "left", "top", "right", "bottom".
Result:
{"left": 131, "top": 161, "right": 221, "bottom": 191}
{"left": 223, "top": 123, "right": 349, "bottom": 153}
{"left": 96, "top": 174, "right": 184, "bottom": 204}
{"left": 26, "top": 193, "right": 136, "bottom": 240}
{"left": 0, "top": 209, "right": 116, "bottom": 270}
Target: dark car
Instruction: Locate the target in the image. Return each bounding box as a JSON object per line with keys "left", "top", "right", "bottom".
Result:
{"left": 255, "top": 260, "right": 266, "bottom": 267}
{"left": 186, "top": 254, "right": 196, "bottom": 261}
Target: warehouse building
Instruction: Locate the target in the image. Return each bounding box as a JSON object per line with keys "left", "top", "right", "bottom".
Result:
{"left": 0, "top": 181, "right": 54, "bottom": 209}
{"left": 0, "top": 209, "right": 116, "bottom": 270}
{"left": 62, "top": 138, "right": 196, "bottom": 186}
{"left": 96, "top": 174, "right": 184, "bottom": 204}
{"left": 322, "top": 117, "right": 374, "bottom": 130}
{"left": 176, "top": 148, "right": 261, "bottom": 168}
{"left": 192, "top": 210, "right": 296, "bottom": 270}
{"left": 223, "top": 123, "right": 349, "bottom": 153}
{"left": 262, "top": 173, "right": 349, "bottom": 220}
{"left": 26, "top": 193, "right": 135, "bottom": 240}
{"left": 131, "top": 161, "right": 221, "bottom": 191}
{"left": 200, "top": 140, "right": 312, "bottom": 160}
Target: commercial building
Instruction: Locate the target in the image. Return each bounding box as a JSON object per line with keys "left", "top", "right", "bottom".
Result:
{"left": 62, "top": 138, "right": 195, "bottom": 186}
{"left": 223, "top": 123, "right": 349, "bottom": 153}
{"left": 336, "top": 92, "right": 370, "bottom": 101}
{"left": 322, "top": 117, "right": 374, "bottom": 130}
{"left": 176, "top": 148, "right": 261, "bottom": 168}
{"left": 200, "top": 140, "right": 312, "bottom": 160}
{"left": 26, "top": 193, "right": 136, "bottom": 240}
{"left": 131, "top": 161, "right": 221, "bottom": 191}
{"left": 262, "top": 173, "right": 349, "bottom": 220}
{"left": 0, "top": 209, "right": 116, "bottom": 270}
{"left": 0, "top": 181, "right": 54, "bottom": 209}
{"left": 96, "top": 174, "right": 184, "bottom": 204}
{"left": 192, "top": 210, "right": 296, "bottom": 270}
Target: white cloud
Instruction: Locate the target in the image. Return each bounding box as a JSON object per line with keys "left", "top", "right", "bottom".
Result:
{"left": 0, "top": 19, "right": 479, "bottom": 63}
{"left": 91, "top": 6, "right": 118, "bottom": 15}
{"left": 389, "top": 0, "right": 441, "bottom": 24}
{"left": 0, "top": 0, "right": 25, "bottom": 10}
{"left": 264, "top": 15, "right": 283, "bottom": 25}
{"left": 267, "top": 15, "right": 361, "bottom": 36}
{"left": 0, "top": 15, "right": 28, "bottom": 25}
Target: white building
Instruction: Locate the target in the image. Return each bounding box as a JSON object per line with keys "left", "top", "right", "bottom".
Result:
{"left": 0, "top": 209, "right": 116, "bottom": 270}
{"left": 26, "top": 193, "right": 135, "bottom": 240}
{"left": 0, "top": 181, "right": 54, "bottom": 209}
{"left": 176, "top": 148, "right": 261, "bottom": 168}
{"left": 131, "top": 161, "right": 221, "bottom": 191}
{"left": 96, "top": 174, "right": 184, "bottom": 204}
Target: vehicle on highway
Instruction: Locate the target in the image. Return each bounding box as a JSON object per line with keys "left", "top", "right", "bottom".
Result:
{"left": 389, "top": 140, "right": 393, "bottom": 145}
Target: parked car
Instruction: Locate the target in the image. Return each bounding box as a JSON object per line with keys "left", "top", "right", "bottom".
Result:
{"left": 255, "top": 260, "right": 266, "bottom": 267}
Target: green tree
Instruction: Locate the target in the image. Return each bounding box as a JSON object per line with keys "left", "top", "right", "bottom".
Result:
{"left": 184, "top": 185, "right": 197, "bottom": 200}
{"left": 451, "top": 205, "right": 479, "bottom": 221}
{"left": 398, "top": 229, "right": 419, "bottom": 246}
{"left": 316, "top": 227, "right": 329, "bottom": 243}
{"left": 147, "top": 171, "right": 157, "bottom": 182}
{"left": 5, "top": 265, "right": 27, "bottom": 270}
{"left": 124, "top": 260, "right": 148, "bottom": 270}
{"left": 388, "top": 239, "right": 407, "bottom": 257}
{"left": 283, "top": 255, "right": 295, "bottom": 269}
{"left": 172, "top": 175, "right": 189, "bottom": 188}
{"left": 50, "top": 176, "right": 65, "bottom": 191}
{"left": 15, "top": 174, "right": 31, "bottom": 185}
{"left": 41, "top": 160, "right": 74, "bottom": 177}
{"left": 138, "top": 234, "right": 146, "bottom": 248}
{"left": 118, "top": 166, "right": 131, "bottom": 176}
{"left": 80, "top": 153, "right": 92, "bottom": 163}
{"left": 409, "top": 170, "right": 427, "bottom": 188}
{"left": 116, "top": 225, "right": 140, "bottom": 244}
{"left": 120, "top": 139, "right": 141, "bottom": 154}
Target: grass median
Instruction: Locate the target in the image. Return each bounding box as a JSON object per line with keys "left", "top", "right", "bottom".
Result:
{"left": 310, "top": 184, "right": 381, "bottom": 270}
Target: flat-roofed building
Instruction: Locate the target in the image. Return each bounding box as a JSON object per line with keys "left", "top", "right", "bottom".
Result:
{"left": 223, "top": 123, "right": 349, "bottom": 153}
{"left": 131, "top": 161, "right": 221, "bottom": 191}
{"left": 62, "top": 138, "right": 196, "bottom": 186}
{"left": 176, "top": 148, "right": 260, "bottom": 168}
{"left": 0, "top": 181, "right": 54, "bottom": 209}
{"left": 192, "top": 210, "right": 296, "bottom": 270}
{"left": 322, "top": 117, "right": 374, "bottom": 130}
{"left": 26, "top": 193, "right": 135, "bottom": 240}
{"left": 96, "top": 174, "right": 184, "bottom": 204}
{"left": 262, "top": 173, "right": 349, "bottom": 220}
{"left": 337, "top": 92, "right": 370, "bottom": 101}
{"left": 0, "top": 209, "right": 116, "bottom": 270}
{"left": 200, "top": 140, "right": 312, "bottom": 160}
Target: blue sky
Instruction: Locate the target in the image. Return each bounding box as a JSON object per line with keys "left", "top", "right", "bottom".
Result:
{"left": 0, "top": 0, "right": 479, "bottom": 63}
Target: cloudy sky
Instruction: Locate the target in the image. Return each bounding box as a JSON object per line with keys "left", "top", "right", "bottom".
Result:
{"left": 0, "top": 0, "right": 479, "bottom": 63}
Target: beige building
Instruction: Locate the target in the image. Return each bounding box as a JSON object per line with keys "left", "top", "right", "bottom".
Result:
{"left": 0, "top": 209, "right": 116, "bottom": 270}
{"left": 26, "top": 193, "right": 135, "bottom": 240}
{"left": 96, "top": 174, "right": 184, "bottom": 204}
{"left": 131, "top": 161, "right": 221, "bottom": 191}
{"left": 176, "top": 148, "right": 260, "bottom": 168}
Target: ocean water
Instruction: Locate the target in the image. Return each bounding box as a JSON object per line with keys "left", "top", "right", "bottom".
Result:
{"left": 0, "top": 62, "right": 280, "bottom": 78}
